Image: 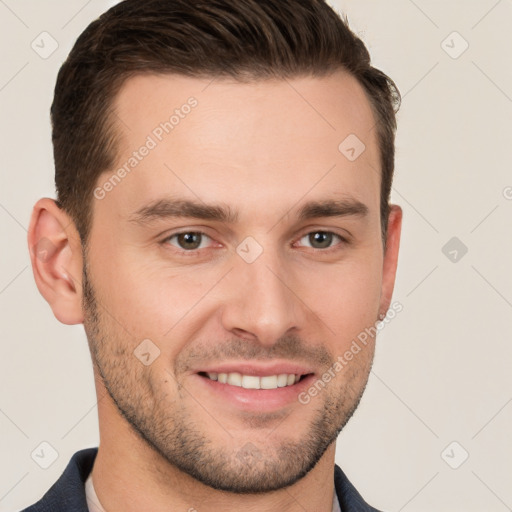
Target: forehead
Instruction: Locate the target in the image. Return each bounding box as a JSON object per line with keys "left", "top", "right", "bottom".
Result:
{"left": 100, "top": 71, "right": 381, "bottom": 224}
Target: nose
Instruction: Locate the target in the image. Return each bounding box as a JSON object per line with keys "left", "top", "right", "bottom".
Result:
{"left": 220, "top": 245, "right": 304, "bottom": 347}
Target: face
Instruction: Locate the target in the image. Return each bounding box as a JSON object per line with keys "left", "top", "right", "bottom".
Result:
{"left": 82, "top": 71, "right": 398, "bottom": 493}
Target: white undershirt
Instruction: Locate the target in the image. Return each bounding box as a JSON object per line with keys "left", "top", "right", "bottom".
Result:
{"left": 85, "top": 472, "right": 106, "bottom": 512}
{"left": 85, "top": 472, "right": 342, "bottom": 511}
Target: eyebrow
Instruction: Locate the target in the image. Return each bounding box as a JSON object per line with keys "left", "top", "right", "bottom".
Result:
{"left": 128, "top": 197, "right": 369, "bottom": 226}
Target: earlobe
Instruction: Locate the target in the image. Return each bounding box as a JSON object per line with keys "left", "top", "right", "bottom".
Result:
{"left": 27, "top": 198, "right": 84, "bottom": 325}
{"left": 379, "top": 204, "right": 403, "bottom": 318}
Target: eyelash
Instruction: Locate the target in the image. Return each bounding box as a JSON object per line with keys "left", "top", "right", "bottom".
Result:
{"left": 161, "top": 230, "right": 350, "bottom": 256}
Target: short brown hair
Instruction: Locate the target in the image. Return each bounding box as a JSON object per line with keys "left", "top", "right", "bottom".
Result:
{"left": 52, "top": 0, "right": 400, "bottom": 246}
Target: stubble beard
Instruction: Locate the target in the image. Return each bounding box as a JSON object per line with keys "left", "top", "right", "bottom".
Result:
{"left": 81, "top": 262, "right": 374, "bottom": 494}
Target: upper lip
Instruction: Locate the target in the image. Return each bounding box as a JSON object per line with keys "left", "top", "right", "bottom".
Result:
{"left": 194, "top": 361, "right": 315, "bottom": 377}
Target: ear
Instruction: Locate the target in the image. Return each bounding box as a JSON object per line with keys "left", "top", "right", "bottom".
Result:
{"left": 27, "top": 198, "right": 84, "bottom": 324}
{"left": 379, "top": 204, "right": 403, "bottom": 318}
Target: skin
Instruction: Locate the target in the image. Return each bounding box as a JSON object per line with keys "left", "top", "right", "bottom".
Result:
{"left": 28, "top": 70, "right": 402, "bottom": 512}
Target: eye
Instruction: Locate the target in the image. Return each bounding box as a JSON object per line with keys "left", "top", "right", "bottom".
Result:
{"left": 164, "top": 231, "right": 213, "bottom": 251}
{"left": 161, "top": 229, "right": 348, "bottom": 255}
{"left": 296, "top": 231, "right": 347, "bottom": 250}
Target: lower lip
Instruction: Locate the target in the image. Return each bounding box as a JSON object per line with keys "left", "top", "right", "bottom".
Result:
{"left": 195, "top": 374, "right": 316, "bottom": 412}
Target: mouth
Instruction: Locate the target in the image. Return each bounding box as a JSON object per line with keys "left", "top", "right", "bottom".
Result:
{"left": 193, "top": 362, "right": 316, "bottom": 412}
{"left": 198, "top": 371, "right": 310, "bottom": 390}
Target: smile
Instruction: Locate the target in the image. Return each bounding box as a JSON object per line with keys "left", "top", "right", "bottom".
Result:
{"left": 201, "top": 372, "right": 306, "bottom": 390}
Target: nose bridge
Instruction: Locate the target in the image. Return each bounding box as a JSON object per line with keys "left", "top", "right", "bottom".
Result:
{"left": 220, "top": 240, "right": 301, "bottom": 344}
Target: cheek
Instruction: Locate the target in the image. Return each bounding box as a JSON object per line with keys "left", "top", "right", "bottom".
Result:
{"left": 92, "top": 248, "right": 223, "bottom": 344}
{"left": 306, "top": 255, "right": 383, "bottom": 341}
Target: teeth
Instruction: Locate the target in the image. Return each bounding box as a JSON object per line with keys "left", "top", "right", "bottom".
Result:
{"left": 242, "top": 375, "right": 260, "bottom": 389}
{"left": 227, "top": 372, "right": 242, "bottom": 386}
{"left": 277, "top": 374, "right": 288, "bottom": 387}
{"left": 207, "top": 372, "right": 300, "bottom": 390}
{"left": 260, "top": 375, "right": 277, "bottom": 389}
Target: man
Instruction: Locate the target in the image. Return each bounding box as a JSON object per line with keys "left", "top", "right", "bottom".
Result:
{"left": 25, "top": 0, "right": 402, "bottom": 510}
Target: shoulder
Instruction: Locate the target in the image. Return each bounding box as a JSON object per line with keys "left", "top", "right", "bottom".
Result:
{"left": 20, "top": 447, "right": 98, "bottom": 512}
{"left": 334, "top": 464, "right": 385, "bottom": 512}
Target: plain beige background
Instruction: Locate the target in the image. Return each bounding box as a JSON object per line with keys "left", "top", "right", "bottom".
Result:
{"left": 1, "top": 1, "right": 511, "bottom": 511}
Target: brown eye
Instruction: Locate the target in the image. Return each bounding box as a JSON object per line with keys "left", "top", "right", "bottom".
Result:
{"left": 309, "top": 231, "right": 333, "bottom": 249}
{"left": 298, "top": 231, "right": 345, "bottom": 250}
{"left": 166, "top": 232, "right": 210, "bottom": 251}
